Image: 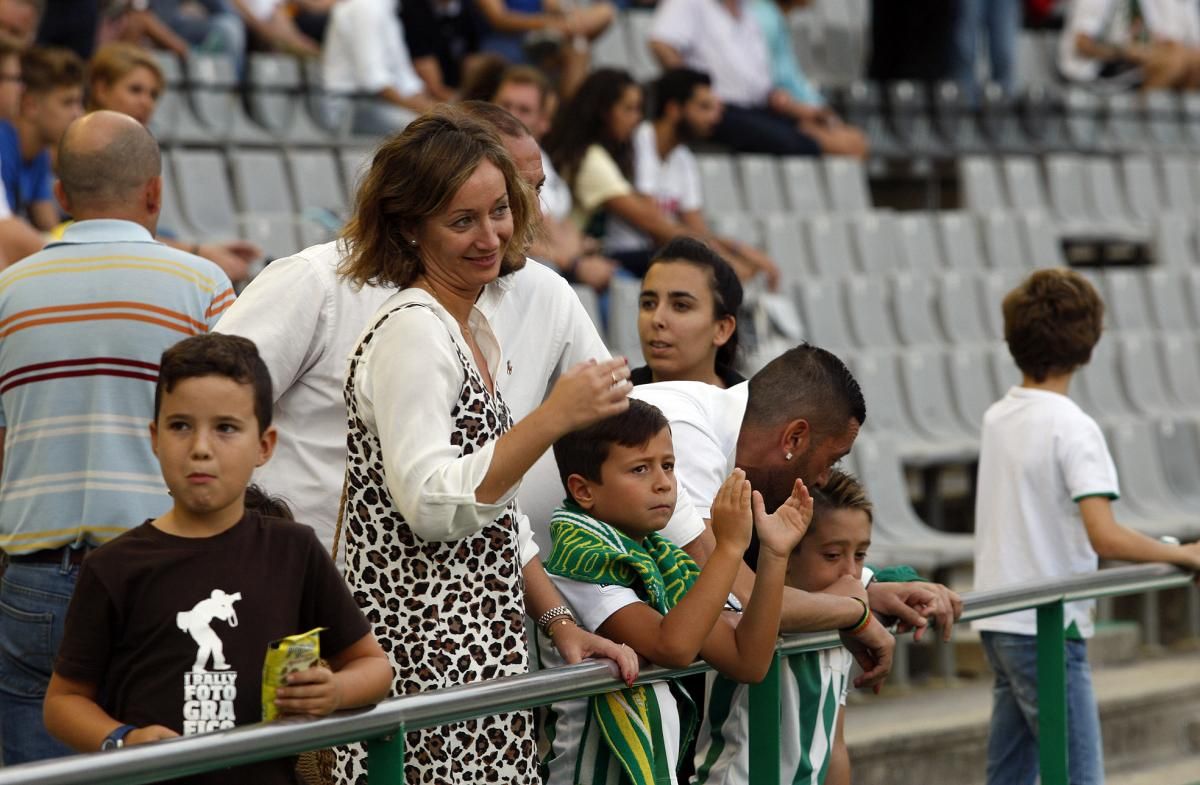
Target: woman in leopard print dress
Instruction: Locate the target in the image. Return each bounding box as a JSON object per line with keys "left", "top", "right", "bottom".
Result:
{"left": 334, "top": 107, "right": 637, "bottom": 784}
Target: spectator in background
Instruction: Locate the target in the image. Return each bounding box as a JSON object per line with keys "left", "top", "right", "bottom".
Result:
{"left": 86, "top": 42, "right": 264, "bottom": 282}
{"left": 231, "top": 0, "right": 322, "bottom": 57}
{"left": 0, "top": 47, "right": 84, "bottom": 231}
{"left": 490, "top": 67, "right": 619, "bottom": 291}
{"left": 751, "top": 0, "right": 868, "bottom": 158}
{"left": 648, "top": 0, "right": 821, "bottom": 156}
{"left": 1, "top": 0, "right": 40, "bottom": 45}
{"left": 953, "top": 0, "right": 1022, "bottom": 95}
{"left": 869, "top": 0, "right": 958, "bottom": 83}
{"left": 544, "top": 68, "right": 701, "bottom": 276}
{"left": 401, "top": 0, "right": 485, "bottom": 100}
{"left": 322, "top": 0, "right": 436, "bottom": 134}
{"left": 0, "top": 32, "right": 21, "bottom": 120}
{"left": 0, "top": 33, "right": 45, "bottom": 262}
{"left": 475, "top": 0, "right": 615, "bottom": 96}
{"left": 149, "top": 0, "right": 246, "bottom": 68}
{"left": 1060, "top": 0, "right": 1200, "bottom": 89}
{"left": 606, "top": 68, "right": 781, "bottom": 286}
{"left": 0, "top": 110, "right": 233, "bottom": 764}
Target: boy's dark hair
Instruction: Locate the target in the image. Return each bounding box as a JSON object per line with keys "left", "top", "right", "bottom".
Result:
{"left": 20, "top": 46, "right": 83, "bottom": 95}
{"left": 245, "top": 484, "right": 294, "bottom": 519}
{"left": 1002, "top": 268, "right": 1104, "bottom": 383}
{"left": 649, "top": 236, "right": 743, "bottom": 374}
{"left": 553, "top": 399, "right": 670, "bottom": 495}
{"left": 650, "top": 68, "right": 711, "bottom": 120}
{"left": 810, "top": 469, "right": 873, "bottom": 527}
{"left": 154, "top": 334, "right": 274, "bottom": 432}
{"left": 744, "top": 343, "right": 866, "bottom": 436}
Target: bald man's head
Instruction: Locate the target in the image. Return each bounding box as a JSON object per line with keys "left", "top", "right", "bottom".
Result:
{"left": 57, "top": 110, "right": 161, "bottom": 213}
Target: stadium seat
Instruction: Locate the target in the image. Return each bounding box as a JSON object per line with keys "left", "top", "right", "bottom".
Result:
{"left": 708, "top": 212, "right": 762, "bottom": 249}
{"left": 1018, "top": 211, "right": 1064, "bottom": 268}
{"left": 780, "top": 157, "right": 827, "bottom": 216}
{"left": 1158, "top": 333, "right": 1200, "bottom": 410}
{"left": 792, "top": 278, "right": 854, "bottom": 356}
{"left": 738, "top": 155, "right": 788, "bottom": 214}
{"left": 988, "top": 341, "right": 1020, "bottom": 393}
{"left": 1142, "top": 91, "right": 1186, "bottom": 151}
{"left": 157, "top": 152, "right": 195, "bottom": 240}
{"left": 245, "top": 53, "right": 335, "bottom": 144}
{"left": 805, "top": 214, "right": 856, "bottom": 278}
{"left": 1117, "top": 333, "right": 1173, "bottom": 417}
{"left": 762, "top": 214, "right": 810, "bottom": 287}
{"left": 171, "top": 148, "right": 239, "bottom": 239}
{"left": 936, "top": 271, "right": 990, "bottom": 344}
{"left": 1158, "top": 154, "right": 1195, "bottom": 209}
{"left": 852, "top": 351, "right": 969, "bottom": 464}
{"left": 1144, "top": 269, "right": 1193, "bottom": 331}
{"left": 931, "top": 80, "right": 988, "bottom": 155}
{"left": 1104, "top": 92, "right": 1144, "bottom": 153}
{"left": 625, "top": 11, "right": 660, "bottom": 83}
{"left": 1084, "top": 157, "right": 1145, "bottom": 235}
{"left": 1180, "top": 93, "right": 1200, "bottom": 150}
{"left": 936, "top": 210, "right": 987, "bottom": 270}
{"left": 980, "top": 212, "right": 1029, "bottom": 270}
{"left": 897, "top": 346, "right": 980, "bottom": 450}
{"left": 606, "top": 275, "right": 644, "bottom": 363}
{"left": 1044, "top": 154, "right": 1097, "bottom": 232}
{"left": 848, "top": 212, "right": 897, "bottom": 274}
{"left": 844, "top": 275, "right": 894, "bottom": 348}
{"left": 823, "top": 156, "right": 872, "bottom": 212}
{"left": 894, "top": 213, "right": 944, "bottom": 272}
{"left": 886, "top": 81, "right": 942, "bottom": 158}
{"left": 1154, "top": 417, "right": 1200, "bottom": 509}
{"left": 1105, "top": 421, "right": 1200, "bottom": 538}
{"left": 979, "top": 269, "right": 1024, "bottom": 340}
{"left": 589, "top": 15, "right": 631, "bottom": 70}
{"left": 1063, "top": 87, "right": 1104, "bottom": 153}
{"left": 842, "top": 81, "right": 904, "bottom": 159}
{"left": 1153, "top": 212, "right": 1197, "bottom": 269}
{"left": 696, "top": 154, "right": 744, "bottom": 215}
{"left": 1000, "top": 156, "right": 1049, "bottom": 215}
{"left": 1076, "top": 337, "right": 1136, "bottom": 422}
{"left": 339, "top": 147, "right": 374, "bottom": 197}
{"left": 946, "top": 343, "right": 1001, "bottom": 431}
{"left": 977, "top": 82, "right": 1028, "bottom": 154}
{"left": 287, "top": 148, "right": 349, "bottom": 215}
{"left": 1103, "top": 269, "right": 1153, "bottom": 332}
{"left": 187, "top": 53, "right": 274, "bottom": 144}
{"left": 1018, "top": 83, "right": 1070, "bottom": 154}
{"left": 960, "top": 157, "right": 1007, "bottom": 214}
{"left": 229, "top": 149, "right": 301, "bottom": 260}
{"left": 1119, "top": 155, "right": 1165, "bottom": 227}
{"left": 892, "top": 273, "right": 944, "bottom": 345}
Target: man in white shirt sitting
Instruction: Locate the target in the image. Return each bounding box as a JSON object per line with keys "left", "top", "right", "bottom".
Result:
{"left": 322, "top": 0, "right": 436, "bottom": 134}
{"left": 604, "top": 68, "right": 780, "bottom": 288}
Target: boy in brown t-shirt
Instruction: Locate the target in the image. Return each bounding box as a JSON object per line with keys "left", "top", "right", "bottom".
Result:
{"left": 43, "top": 334, "right": 392, "bottom": 782}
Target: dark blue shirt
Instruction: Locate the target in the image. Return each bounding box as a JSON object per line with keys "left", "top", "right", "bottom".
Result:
{"left": 0, "top": 121, "right": 52, "bottom": 219}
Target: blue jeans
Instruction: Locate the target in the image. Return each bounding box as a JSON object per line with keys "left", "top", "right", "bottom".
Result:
{"left": 0, "top": 558, "right": 81, "bottom": 764}
{"left": 981, "top": 632, "right": 1105, "bottom": 785}
{"left": 954, "top": 0, "right": 1021, "bottom": 96}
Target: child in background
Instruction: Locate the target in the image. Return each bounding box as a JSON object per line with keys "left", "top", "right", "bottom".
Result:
{"left": 539, "top": 399, "right": 812, "bottom": 785}
{"left": 692, "top": 469, "right": 874, "bottom": 785}
{"left": 44, "top": 334, "right": 392, "bottom": 783}
{"left": 974, "top": 268, "right": 1200, "bottom": 785}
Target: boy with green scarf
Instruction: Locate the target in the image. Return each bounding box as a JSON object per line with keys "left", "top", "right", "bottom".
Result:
{"left": 538, "top": 399, "right": 812, "bottom": 785}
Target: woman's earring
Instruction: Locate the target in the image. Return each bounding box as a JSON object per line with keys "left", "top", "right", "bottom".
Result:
{"left": 409, "top": 239, "right": 417, "bottom": 247}
{"left": 785, "top": 452, "right": 793, "bottom": 461}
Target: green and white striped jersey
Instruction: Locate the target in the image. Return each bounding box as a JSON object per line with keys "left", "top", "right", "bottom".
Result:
{"left": 690, "top": 646, "right": 852, "bottom": 785}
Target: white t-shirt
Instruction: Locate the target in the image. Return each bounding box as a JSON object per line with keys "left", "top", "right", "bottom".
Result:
{"left": 216, "top": 243, "right": 608, "bottom": 552}
{"left": 1058, "top": 0, "right": 1138, "bottom": 82}
{"left": 650, "top": 0, "right": 773, "bottom": 107}
{"left": 1142, "top": 0, "right": 1200, "bottom": 45}
{"left": 972, "top": 387, "right": 1120, "bottom": 638}
{"left": 323, "top": 0, "right": 425, "bottom": 98}
{"left": 540, "top": 149, "right": 572, "bottom": 223}
{"left": 605, "top": 122, "right": 703, "bottom": 254}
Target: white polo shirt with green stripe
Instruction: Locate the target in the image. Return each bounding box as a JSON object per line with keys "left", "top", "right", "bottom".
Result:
{"left": 690, "top": 568, "right": 872, "bottom": 785}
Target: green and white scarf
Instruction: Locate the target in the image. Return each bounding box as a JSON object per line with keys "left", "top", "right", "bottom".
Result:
{"left": 545, "top": 502, "right": 701, "bottom": 785}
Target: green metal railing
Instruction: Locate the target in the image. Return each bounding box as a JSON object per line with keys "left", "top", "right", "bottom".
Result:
{"left": 0, "top": 562, "right": 1193, "bottom": 785}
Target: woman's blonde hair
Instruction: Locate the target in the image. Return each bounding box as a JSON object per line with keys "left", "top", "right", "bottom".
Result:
{"left": 87, "top": 42, "right": 164, "bottom": 111}
{"left": 339, "top": 106, "right": 536, "bottom": 289}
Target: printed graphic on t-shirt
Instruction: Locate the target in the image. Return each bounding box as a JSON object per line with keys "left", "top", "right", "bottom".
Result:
{"left": 176, "top": 589, "right": 241, "bottom": 734}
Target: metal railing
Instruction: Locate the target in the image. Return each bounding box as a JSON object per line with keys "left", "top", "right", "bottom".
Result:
{"left": 0, "top": 562, "right": 1193, "bottom": 785}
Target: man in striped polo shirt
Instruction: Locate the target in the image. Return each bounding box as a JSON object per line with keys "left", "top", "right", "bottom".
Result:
{"left": 0, "top": 110, "right": 233, "bottom": 763}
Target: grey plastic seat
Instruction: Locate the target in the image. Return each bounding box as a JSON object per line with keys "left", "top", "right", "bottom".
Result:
{"left": 980, "top": 212, "right": 1027, "bottom": 270}
{"left": 793, "top": 278, "right": 853, "bottom": 356}
{"left": 1158, "top": 154, "right": 1195, "bottom": 209}
{"left": 1116, "top": 333, "right": 1172, "bottom": 417}
{"left": 894, "top": 213, "right": 943, "bottom": 273}
{"left": 1084, "top": 157, "right": 1144, "bottom": 235}
{"left": 843, "top": 276, "right": 894, "bottom": 348}
{"left": 961, "top": 157, "right": 1006, "bottom": 213}
{"left": 738, "top": 155, "right": 787, "bottom": 214}
{"left": 1155, "top": 417, "right": 1200, "bottom": 507}
{"left": 781, "top": 157, "right": 827, "bottom": 215}
{"left": 1152, "top": 212, "right": 1196, "bottom": 269}
{"left": 1157, "top": 333, "right": 1200, "bottom": 411}
{"left": 708, "top": 212, "right": 762, "bottom": 248}
{"left": 339, "top": 148, "right": 374, "bottom": 197}
{"left": 897, "top": 347, "right": 980, "bottom": 451}
{"left": 989, "top": 341, "right": 1021, "bottom": 394}
{"left": 848, "top": 213, "right": 898, "bottom": 274}
{"left": 851, "top": 352, "right": 956, "bottom": 464}
{"left": 852, "top": 433, "right": 975, "bottom": 565}
{"left": 590, "top": 14, "right": 631, "bottom": 69}
{"left": 1076, "top": 337, "right": 1136, "bottom": 422}
{"left": 763, "top": 214, "right": 810, "bottom": 288}
{"left": 171, "top": 148, "right": 239, "bottom": 238}
{"left": 240, "top": 214, "right": 301, "bottom": 262}
{"left": 937, "top": 271, "right": 989, "bottom": 344}
{"left": 1104, "top": 92, "right": 1144, "bottom": 152}
{"left": 1103, "top": 269, "right": 1152, "bottom": 332}
{"left": 1000, "top": 156, "right": 1049, "bottom": 214}
{"left": 891, "top": 273, "right": 943, "bottom": 345}
{"left": 626, "top": 11, "right": 660, "bottom": 83}
{"left": 979, "top": 269, "right": 1025, "bottom": 340}
{"left": 937, "top": 210, "right": 986, "bottom": 270}
{"left": 696, "top": 154, "right": 744, "bottom": 216}
{"left": 1063, "top": 87, "right": 1104, "bottom": 152}
{"left": 823, "top": 157, "right": 871, "bottom": 213}
{"left": 1120, "top": 155, "right": 1164, "bottom": 227}
{"left": 187, "top": 53, "right": 274, "bottom": 144}
{"left": 947, "top": 344, "right": 1001, "bottom": 432}
{"left": 287, "top": 148, "right": 348, "bottom": 214}
{"left": 158, "top": 152, "right": 195, "bottom": 240}
{"left": 1018, "top": 212, "right": 1063, "bottom": 268}
{"left": 1044, "top": 154, "right": 1095, "bottom": 231}
{"left": 1105, "top": 421, "right": 1199, "bottom": 538}
{"left": 805, "top": 214, "right": 856, "bottom": 278}
{"left": 245, "top": 53, "right": 334, "bottom": 144}
{"left": 1143, "top": 91, "right": 1186, "bottom": 151}
{"left": 1144, "top": 269, "right": 1193, "bottom": 331}
{"left": 229, "top": 150, "right": 301, "bottom": 259}
{"left": 606, "top": 275, "right": 644, "bottom": 363}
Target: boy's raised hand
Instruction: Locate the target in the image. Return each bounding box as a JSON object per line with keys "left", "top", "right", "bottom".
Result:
{"left": 752, "top": 477, "right": 813, "bottom": 560}
{"left": 710, "top": 469, "right": 754, "bottom": 556}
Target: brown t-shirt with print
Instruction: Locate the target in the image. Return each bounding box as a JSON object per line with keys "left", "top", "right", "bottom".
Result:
{"left": 55, "top": 512, "right": 372, "bottom": 785}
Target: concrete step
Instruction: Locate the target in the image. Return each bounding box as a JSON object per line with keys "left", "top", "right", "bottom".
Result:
{"left": 845, "top": 653, "right": 1200, "bottom": 785}
{"left": 1108, "top": 755, "right": 1200, "bottom": 785}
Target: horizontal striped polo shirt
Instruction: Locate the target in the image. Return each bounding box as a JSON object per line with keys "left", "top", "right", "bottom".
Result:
{"left": 0, "top": 219, "right": 234, "bottom": 554}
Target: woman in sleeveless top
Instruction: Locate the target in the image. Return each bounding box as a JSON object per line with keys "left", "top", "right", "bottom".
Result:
{"left": 334, "top": 107, "right": 638, "bottom": 785}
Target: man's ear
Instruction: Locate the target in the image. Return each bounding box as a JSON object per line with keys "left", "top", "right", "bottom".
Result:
{"left": 781, "top": 418, "right": 812, "bottom": 459}
{"left": 53, "top": 179, "right": 69, "bottom": 215}
{"left": 145, "top": 175, "right": 162, "bottom": 216}
{"left": 566, "top": 474, "right": 597, "bottom": 510}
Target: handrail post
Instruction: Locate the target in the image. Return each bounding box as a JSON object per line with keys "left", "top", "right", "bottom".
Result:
{"left": 1036, "top": 601, "right": 1068, "bottom": 785}
{"left": 367, "top": 727, "right": 406, "bottom": 782}
{"left": 748, "top": 652, "right": 782, "bottom": 785}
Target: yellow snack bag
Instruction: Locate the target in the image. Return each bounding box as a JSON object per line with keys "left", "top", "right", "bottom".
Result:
{"left": 262, "top": 627, "right": 325, "bottom": 722}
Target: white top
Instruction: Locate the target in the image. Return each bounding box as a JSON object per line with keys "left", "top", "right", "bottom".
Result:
{"left": 972, "top": 387, "right": 1120, "bottom": 638}
{"left": 606, "top": 122, "right": 703, "bottom": 254}
{"left": 1058, "top": 0, "right": 1138, "bottom": 82}
{"left": 1142, "top": 0, "right": 1200, "bottom": 45}
{"left": 216, "top": 243, "right": 607, "bottom": 553}
{"left": 650, "top": 0, "right": 773, "bottom": 107}
{"left": 323, "top": 0, "right": 425, "bottom": 97}
{"left": 239, "top": 0, "right": 280, "bottom": 20}
{"left": 540, "top": 149, "right": 572, "bottom": 223}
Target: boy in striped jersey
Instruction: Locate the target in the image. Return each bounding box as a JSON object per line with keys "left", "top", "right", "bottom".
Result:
{"left": 692, "top": 469, "right": 874, "bottom": 785}
{"left": 539, "top": 399, "right": 812, "bottom": 785}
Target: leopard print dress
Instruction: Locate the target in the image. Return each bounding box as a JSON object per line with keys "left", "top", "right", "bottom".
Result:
{"left": 335, "top": 302, "right": 537, "bottom": 785}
